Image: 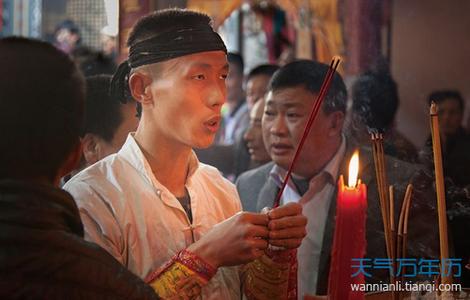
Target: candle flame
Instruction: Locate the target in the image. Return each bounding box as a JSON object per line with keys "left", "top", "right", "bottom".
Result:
{"left": 348, "top": 150, "right": 360, "bottom": 188}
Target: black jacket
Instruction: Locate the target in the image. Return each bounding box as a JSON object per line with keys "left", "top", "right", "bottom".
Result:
{"left": 0, "top": 180, "right": 159, "bottom": 300}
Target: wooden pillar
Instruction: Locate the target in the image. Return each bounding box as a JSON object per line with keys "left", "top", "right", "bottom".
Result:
{"left": 343, "top": 0, "right": 383, "bottom": 75}
{"left": 296, "top": 3, "right": 313, "bottom": 60}
{"left": 117, "top": 0, "right": 156, "bottom": 62}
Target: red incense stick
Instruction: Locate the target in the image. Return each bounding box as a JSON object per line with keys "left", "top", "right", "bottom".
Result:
{"left": 273, "top": 57, "right": 341, "bottom": 208}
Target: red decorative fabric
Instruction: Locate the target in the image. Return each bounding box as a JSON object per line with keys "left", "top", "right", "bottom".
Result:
{"left": 145, "top": 249, "right": 217, "bottom": 283}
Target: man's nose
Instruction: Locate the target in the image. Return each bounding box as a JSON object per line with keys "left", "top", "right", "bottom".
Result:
{"left": 207, "top": 82, "right": 226, "bottom": 108}
{"left": 270, "top": 115, "right": 288, "bottom": 136}
{"left": 244, "top": 126, "right": 254, "bottom": 142}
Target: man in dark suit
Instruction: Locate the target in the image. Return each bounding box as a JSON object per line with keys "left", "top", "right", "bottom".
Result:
{"left": 236, "top": 60, "right": 439, "bottom": 297}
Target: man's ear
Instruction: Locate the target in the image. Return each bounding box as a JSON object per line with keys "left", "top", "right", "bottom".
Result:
{"left": 82, "top": 133, "right": 100, "bottom": 166}
{"left": 327, "top": 111, "right": 345, "bottom": 137}
{"left": 129, "top": 71, "right": 153, "bottom": 106}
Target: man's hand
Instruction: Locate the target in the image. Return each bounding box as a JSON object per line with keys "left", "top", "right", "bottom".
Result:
{"left": 187, "top": 212, "right": 269, "bottom": 268}
{"left": 267, "top": 202, "right": 307, "bottom": 249}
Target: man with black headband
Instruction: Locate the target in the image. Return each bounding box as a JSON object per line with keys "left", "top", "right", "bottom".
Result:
{"left": 65, "top": 8, "right": 307, "bottom": 299}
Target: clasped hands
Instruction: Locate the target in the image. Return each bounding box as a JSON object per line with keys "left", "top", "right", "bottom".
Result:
{"left": 188, "top": 202, "right": 307, "bottom": 268}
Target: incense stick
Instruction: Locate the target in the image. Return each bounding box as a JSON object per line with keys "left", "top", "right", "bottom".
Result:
{"left": 402, "top": 184, "right": 413, "bottom": 262}
{"left": 389, "top": 185, "right": 398, "bottom": 300}
{"left": 397, "top": 185, "right": 412, "bottom": 258}
{"left": 389, "top": 185, "right": 396, "bottom": 274}
{"left": 371, "top": 133, "right": 392, "bottom": 263}
{"left": 429, "top": 102, "right": 451, "bottom": 285}
{"left": 378, "top": 134, "right": 390, "bottom": 235}
{"left": 401, "top": 184, "right": 413, "bottom": 300}
{"left": 273, "top": 57, "right": 341, "bottom": 208}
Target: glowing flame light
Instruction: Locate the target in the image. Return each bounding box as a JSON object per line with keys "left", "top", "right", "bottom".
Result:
{"left": 348, "top": 151, "right": 359, "bottom": 188}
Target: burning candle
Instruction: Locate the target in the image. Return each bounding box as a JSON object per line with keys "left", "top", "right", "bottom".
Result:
{"left": 328, "top": 151, "right": 367, "bottom": 300}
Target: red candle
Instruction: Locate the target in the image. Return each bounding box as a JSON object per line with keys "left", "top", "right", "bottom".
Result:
{"left": 328, "top": 151, "right": 367, "bottom": 300}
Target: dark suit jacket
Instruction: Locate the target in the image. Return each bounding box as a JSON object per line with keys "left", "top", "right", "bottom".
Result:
{"left": 236, "top": 141, "right": 439, "bottom": 295}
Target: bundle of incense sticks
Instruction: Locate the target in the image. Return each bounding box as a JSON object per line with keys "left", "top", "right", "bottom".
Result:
{"left": 371, "top": 133, "right": 414, "bottom": 296}
{"left": 429, "top": 102, "right": 451, "bottom": 286}
{"left": 273, "top": 56, "right": 341, "bottom": 208}
{"left": 395, "top": 184, "right": 413, "bottom": 300}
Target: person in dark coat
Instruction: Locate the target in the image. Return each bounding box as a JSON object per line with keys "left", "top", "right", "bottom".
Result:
{"left": 0, "top": 37, "right": 159, "bottom": 300}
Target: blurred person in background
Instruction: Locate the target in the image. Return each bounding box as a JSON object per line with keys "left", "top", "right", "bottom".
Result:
{"left": 347, "top": 70, "right": 417, "bottom": 162}
{"left": 244, "top": 97, "right": 271, "bottom": 167}
{"left": 419, "top": 90, "right": 470, "bottom": 287}
{"left": 231, "top": 64, "right": 279, "bottom": 178}
{"left": 62, "top": 75, "right": 139, "bottom": 184}
{"left": 101, "top": 25, "right": 118, "bottom": 62}
{"left": 420, "top": 90, "right": 470, "bottom": 187}
{"left": 221, "top": 52, "right": 249, "bottom": 145}
{"left": 245, "top": 64, "right": 279, "bottom": 110}
{"left": 80, "top": 75, "right": 139, "bottom": 168}
{"left": 54, "top": 19, "right": 81, "bottom": 54}
{"left": 72, "top": 46, "right": 117, "bottom": 76}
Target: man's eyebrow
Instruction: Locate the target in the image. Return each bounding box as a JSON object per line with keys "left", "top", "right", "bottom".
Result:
{"left": 265, "top": 100, "right": 302, "bottom": 108}
{"left": 265, "top": 100, "right": 275, "bottom": 106}
{"left": 187, "top": 63, "right": 211, "bottom": 70}
{"left": 282, "top": 102, "right": 303, "bottom": 109}
{"left": 187, "top": 63, "right": 229, "bottom": 71}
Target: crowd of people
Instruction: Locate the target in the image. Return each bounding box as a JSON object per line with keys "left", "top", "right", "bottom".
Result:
{"left": 0, "top": 7, "right": 469, "bottom": 300}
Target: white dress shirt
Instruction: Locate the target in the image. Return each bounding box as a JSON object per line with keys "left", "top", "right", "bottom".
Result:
{"left": 64, "top": 134, "right": 242, "bottom": 299}
{"left": 269, "top": 137, "right": 346, "bottom": 298}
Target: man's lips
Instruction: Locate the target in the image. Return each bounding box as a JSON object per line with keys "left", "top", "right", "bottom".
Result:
{"left": 270, "top": 143, "right": 294, "bottom": 155}
{"left": 203, "top": 116, "right": 221, "bottom": 133}
{"left": 247, "top": 143, "right": 258, "bottom": 154}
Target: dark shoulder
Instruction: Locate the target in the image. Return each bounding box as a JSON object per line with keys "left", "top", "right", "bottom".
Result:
{"left": 0, "top": 231, "right": 158, "bottom": 300}
{"left": 236, "top": 162, "right": 274, "bottom": 212}
{"left": 236, "top": 161, "right": 274, "bottom": 187}
{"left": 360, "top": 145, "right": 422, "bottom": 183}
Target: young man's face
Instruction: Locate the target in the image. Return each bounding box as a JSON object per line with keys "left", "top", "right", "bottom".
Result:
{"left": 437, "top": 98, "right": 463, "bottom": 136}
{"left": 246, "top": 74, "right": 271, "bottom": 110}
{"left": 262, "top": 86, "right": 343, "bottom": 178}
{"left": 146, "top": 51, "right": 228, "bottom": 149}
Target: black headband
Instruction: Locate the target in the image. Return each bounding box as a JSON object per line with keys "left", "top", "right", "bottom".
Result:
{"left": 110, "top": 25, "right": 227, "bottom": 103}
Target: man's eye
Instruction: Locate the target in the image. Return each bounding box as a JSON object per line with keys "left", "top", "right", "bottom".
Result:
{"left": 220, "top": 74, "right": 228, "bottom": 80}
{"left": 193, "top": 74, "right": 206, "bottom": 80}
{"left": 264, "top": 110, "right": 275, "bottom": 116}
{"left": 287, "top": 113, "right": 301, "bottom": 118}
